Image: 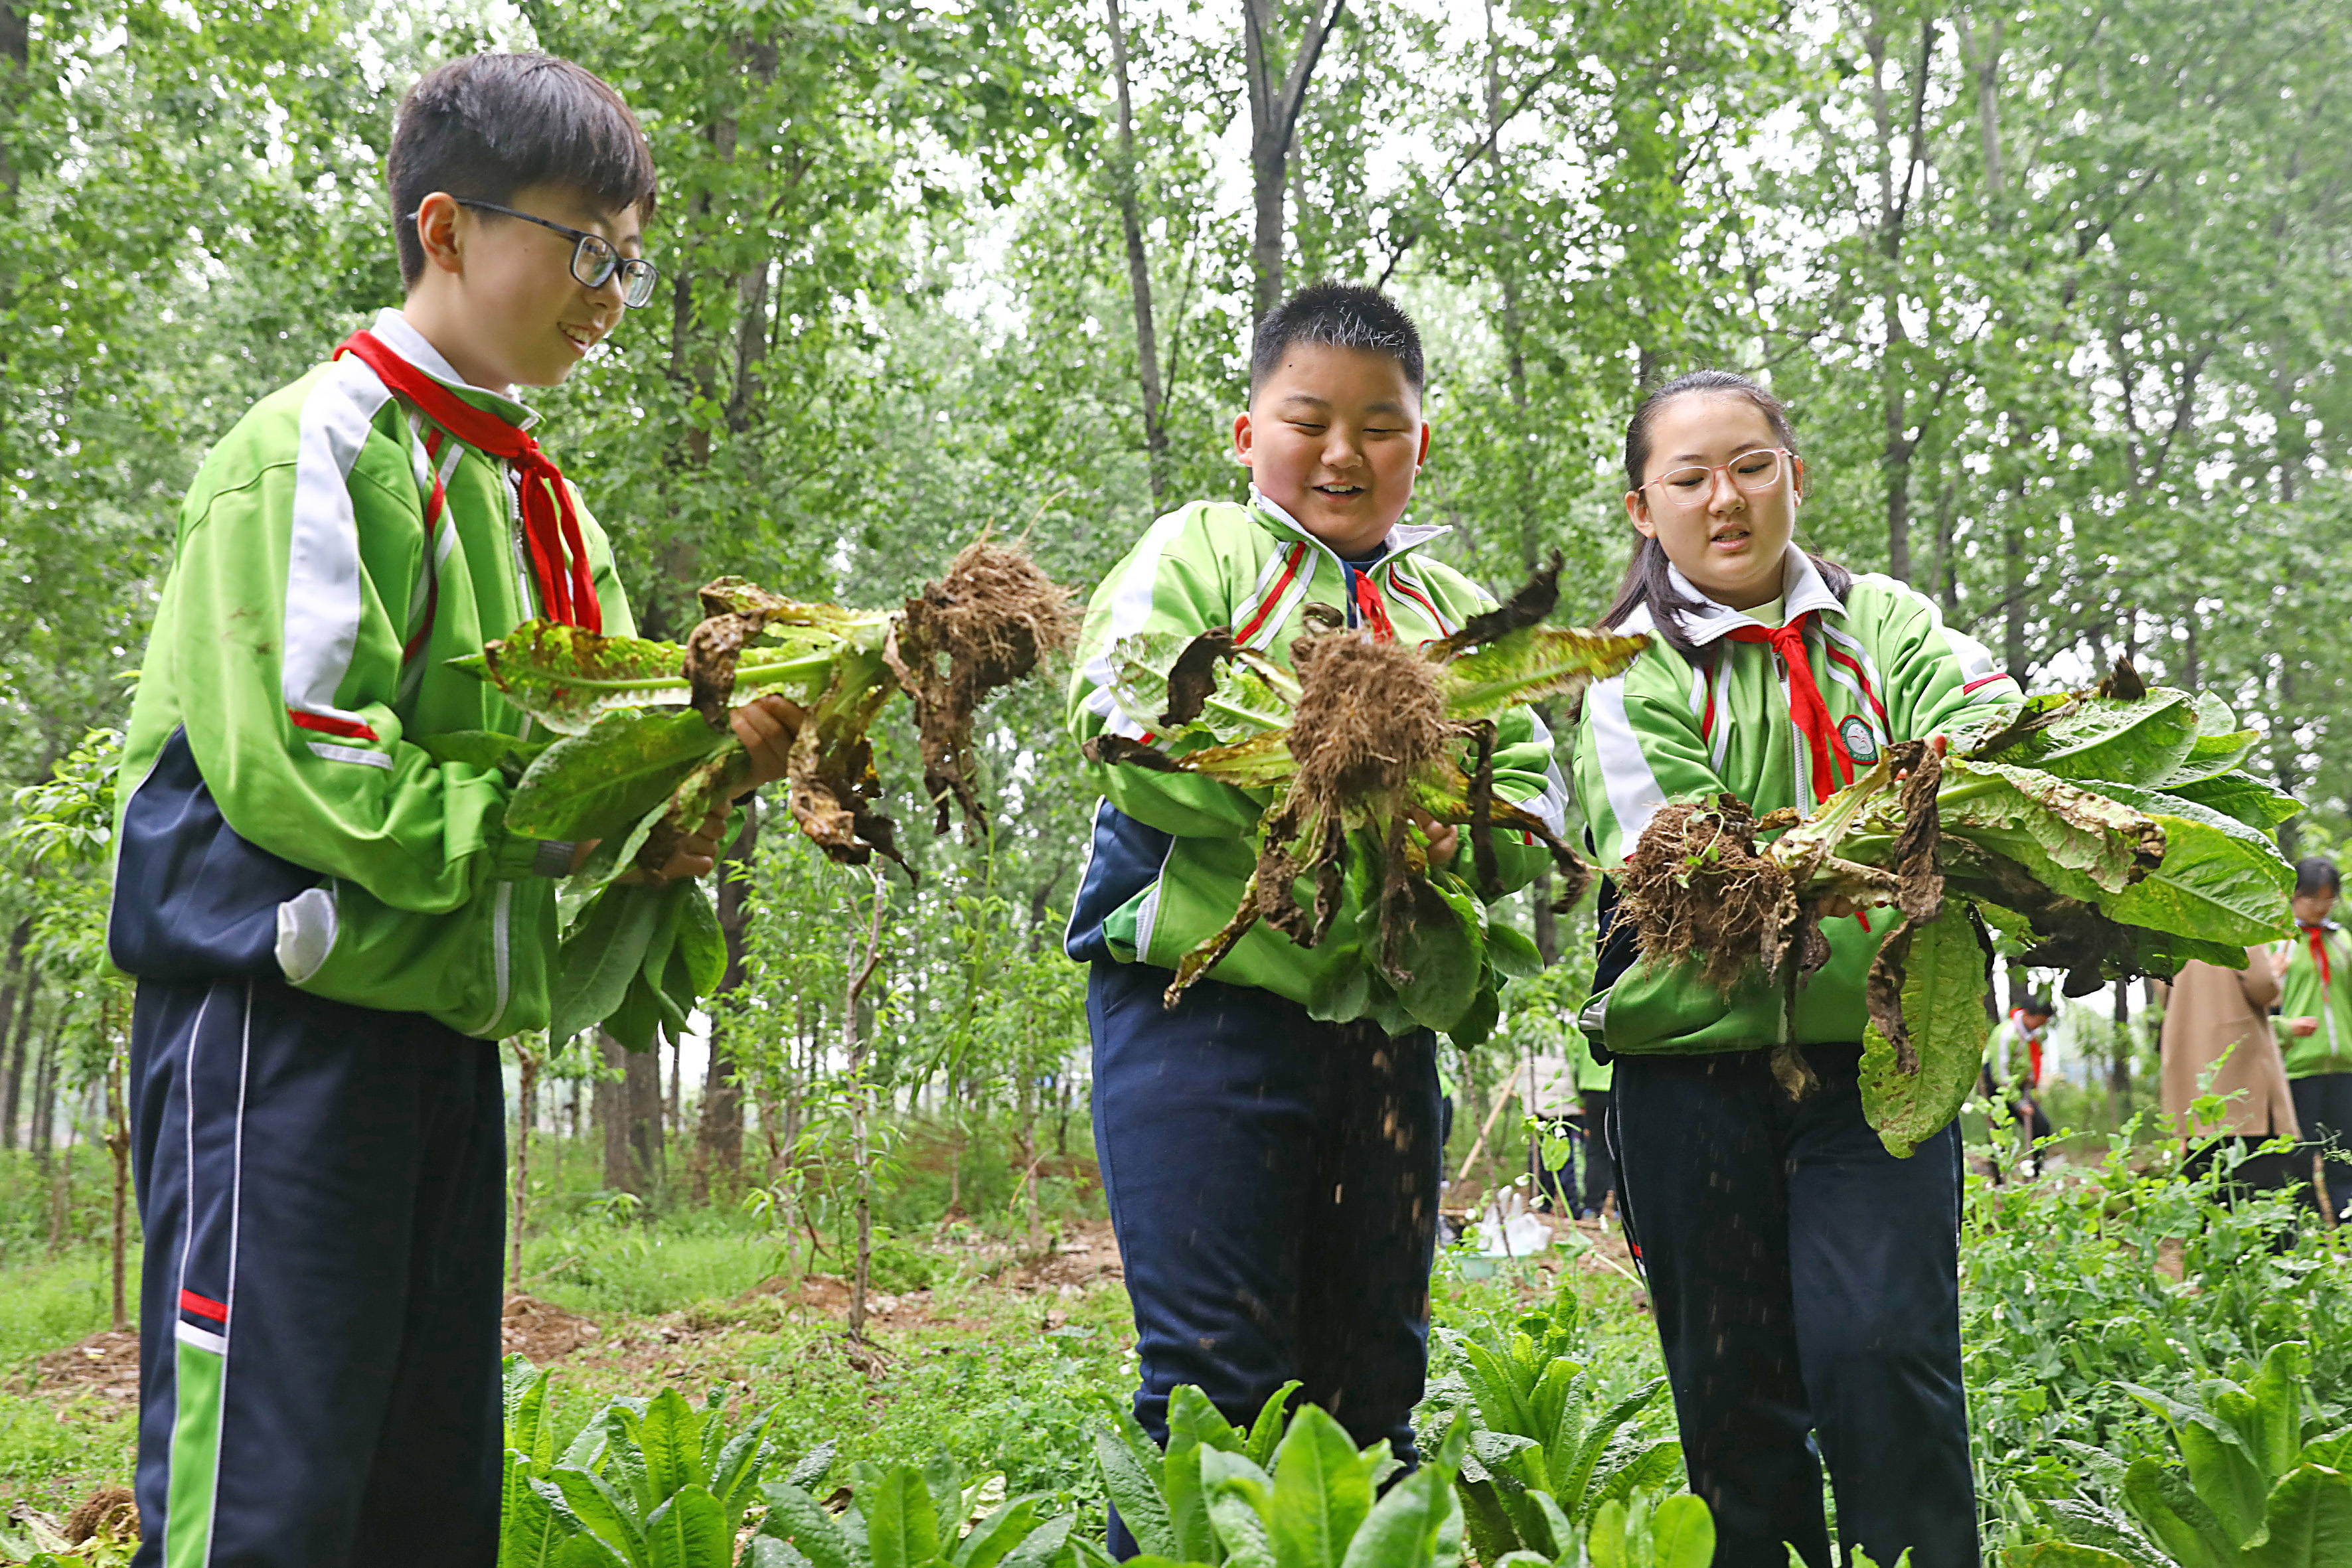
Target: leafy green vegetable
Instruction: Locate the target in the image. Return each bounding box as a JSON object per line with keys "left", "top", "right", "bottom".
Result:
{"left": 1617, "top": 663, "right": 2300, "bottom": 1154}
{"left": 1085, "top": 555, "right": 1645, "bottom": 1044}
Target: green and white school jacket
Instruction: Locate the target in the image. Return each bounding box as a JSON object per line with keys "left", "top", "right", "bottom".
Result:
{"left": 1064, "top": 489, "right": 1563, "bottom": 1015}
{"left": 2280, "top": 922, "right": 2352, "bottom": 1079}
{"left": 1571, "top": 547, "right": 2021, "bottom": 1056}
{"left": 110, "top": 309, "right": 633, "bottom": 1040}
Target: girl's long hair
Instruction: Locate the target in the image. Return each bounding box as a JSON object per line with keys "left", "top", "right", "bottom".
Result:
{"left": 1602, "top": 369, "right": 1851, "bottom": 658}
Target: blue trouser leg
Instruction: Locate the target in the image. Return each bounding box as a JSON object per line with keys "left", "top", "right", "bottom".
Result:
{"left": 2290, "top": 1071, "right": 2352, "bottom": 1215}
{"left": 1580, "top": 1090, "right": 1615, "bottom": 1218}
{"left": 129, "top": 975, "right": 507, "bottom": 1568}
{"left": 1611, "top": 1046, "right": 1976, "bottom": 1568}
{"left": 1089, "top": 961, "right": 1441, "bottom": 1559}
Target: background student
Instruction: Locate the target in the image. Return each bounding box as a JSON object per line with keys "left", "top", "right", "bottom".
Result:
{"left": 2278, "top": 855, "right": 2352, "bottom": 1216}
{"left": 1571, "top": 369, "right": 2017, "bottom": 1568}
{"left": 2157, "top": 953, "right": 2303, "bottom": 1212}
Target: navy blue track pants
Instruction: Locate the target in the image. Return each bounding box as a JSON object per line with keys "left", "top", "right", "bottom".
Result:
{"left": 129, "top": 975, "right": 507, "bottom": 1568}
{"left": 1087, "top": 961, "right": 1441, "bottom": 1555}
{"left": 1609, "top": 1044, "right": 1978, "bottom": 1568}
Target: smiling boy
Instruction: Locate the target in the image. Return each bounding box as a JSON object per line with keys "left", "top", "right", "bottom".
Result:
{"left": 109, "top": 54, "right": 788, "bottom": 1567}
{"left": 1065, "top": 283, "right": 1567, "bottom": 1547}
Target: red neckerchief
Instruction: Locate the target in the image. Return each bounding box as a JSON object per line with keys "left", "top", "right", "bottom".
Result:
{"left": 2304, "top": 923, "right": 2332, "bottom": 988}
{"left": 1723, "top": 611, "right": 1855, "bottom": 804}
{"left": 1352, "top": 570, "right": 1396, "bottom": 641}
{"left": 334, "top": 330, "right": 601, "bottom": 632}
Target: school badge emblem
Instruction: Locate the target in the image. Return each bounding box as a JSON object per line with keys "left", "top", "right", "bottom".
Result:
{"left": 1840, "top": 715, "right": 1880, "bottom": 763}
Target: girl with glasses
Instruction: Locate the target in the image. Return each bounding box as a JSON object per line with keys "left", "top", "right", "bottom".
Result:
{"left": 1567, "top": 370, "right": 2021, "bottom": 1568}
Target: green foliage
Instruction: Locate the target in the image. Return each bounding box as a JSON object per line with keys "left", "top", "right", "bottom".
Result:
{"left": 755, "top": 1445, "right": 1062, "bottom": 1568}
{"left": 1413, "top": 1295, "right": 1690, "bottom": 1563}
{"left": 1087, "top": 1384, "right": 1470, "bottom": 1568}
{"left": 2021, "top": 1343, "right": 2352, "bottom": 1565}
{"left": 502, "top": 1356, "right": 781, "bottom": 1567}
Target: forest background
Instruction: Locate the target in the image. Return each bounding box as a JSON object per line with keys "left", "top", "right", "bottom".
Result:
{"left": 0, "top": 0, "right": 2348, "bottom": 1223}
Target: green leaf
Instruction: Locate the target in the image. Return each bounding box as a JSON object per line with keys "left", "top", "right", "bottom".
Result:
{"left": 554, "top": 1536, "right": 633, "bottom": 1568}
{"left": 1647, "top": 1495, "right": 1716, "bottom": 1568}
{"left": 760, "top": 1484, "right": 857, "bottom": 1568}
{"left": 2120, "top": 1457, "right": 2237, "bottom": 1568}
{"left": 502, "top": 1469, "right": 579, "bottom": 1568}
{"left": 643, "top": 1484, "right": 733, "bottom": 1568}
{"left": 1930, "top": 758, "right": 2163, "bottom": 902}
{"left": 1484, "top": 923, "right": 1543, "bottom": 980}
{"left": 1164, "top": 1440, "right": 1221, "bottom": 1565}
{"left": 2165, "top": 770, "right": 2304, "bottom": 831}
{"left": 505, "top": 706, "right": 732, "bottom": 842}
{"left": 1987, "top": 690, "right": 2200, "bottom": 786}
{"left": 1267, "top": 1405, "right": 1374, "bottom": 1568}
{"left": 1095, "top": 1415, "right": 1177, "bottom": 1560}
{"left": 2005, "top": 1549, "right": 2141, "bottom": 1568}
{"left": 483, "top": 622, "right": 697, "bottom": 734}
{"left": 2242, "top": 1342, "right": 2312, "bottom": 1481}
{"left": 866, "top": 1466, "right": 944, "bottom": 1568}
{"left": 1337, "top": 1466, "right": 1452, "bottom": 1568}
{"left": 1208, "top": 1494, "right": 1277, "bottom": 1568}
{"left": 2101, "top": 809, "right": 2295, "bottom": 945}
{"left": 2242, "top": 1466, "right": 2352, "bottom": 1567}
{"left": 674, "top": 881, "right": 728, "bottom": 997}
{"left": 998, "top": 1516, "right": 1075, "bottom": 1568}
{"left": 953, "top": 1498, "right": 1047, "bottom": 1568}
{"left": 1859, "top": 907, "right": 1994, "bottom": 1158}
{"left": 550, "top": 1467, "right": 653, "bottom": 1565}
{"left": 1244, "top": 1383, "right": 1302, "bottom": 1470}
{"left": 505, "top": 1356, "right": 556, "bottom": 1464}
{"left": 1440, "top": 626, "right": 1649, "bottom": 720}
{"left": 637, "top": 1387, "right": 705, "bottom": 1506}
{"left": 552, "top": 886, "right": 669, "bottom": 1046}
{"left": 1393, "top": 879, "right": 1484, "bottom": 1036}
{"left": 605, "top": 971, "right": 666, "bottom": 1053}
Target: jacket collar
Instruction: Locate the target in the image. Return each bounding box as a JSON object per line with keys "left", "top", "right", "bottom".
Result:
{"left": 362, "top": 309, "right": 540, "bottom": 431}
{"left": 1662, "top": 544, "right": 1842, "bottom": 648}
{"left": 1247, "top": 486, "right": 1449, "bottom": 570}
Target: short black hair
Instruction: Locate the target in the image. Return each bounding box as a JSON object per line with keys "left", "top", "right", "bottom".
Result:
{"left": 2024, "top": 995, "right": 2054, "bottom": 1018}
{"left": 1250, "top": 281, "right": 1424, "bottom": 396}
{"left": 390, "top": 52, "right": 658, "bottom": 289}
{"left": 2296, "top": 856, "right": 2341, "bottom": 899}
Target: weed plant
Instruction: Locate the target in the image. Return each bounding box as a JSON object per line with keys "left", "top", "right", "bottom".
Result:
{"left": 1962, "top": 1125, "right": 2349, "bottom": 1553}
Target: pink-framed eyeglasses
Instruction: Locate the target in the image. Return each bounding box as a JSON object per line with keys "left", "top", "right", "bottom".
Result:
{"left": 1638, "top": 447, "right": 1796, "bottom": 512}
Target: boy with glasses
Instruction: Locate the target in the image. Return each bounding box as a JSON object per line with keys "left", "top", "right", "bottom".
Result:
{"left": 110, "top": 53, "right": 791, "bottom": 1567}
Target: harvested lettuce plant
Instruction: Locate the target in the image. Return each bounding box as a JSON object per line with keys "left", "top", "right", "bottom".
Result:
{"left": 444, "top": 538, "right": 1075, "bottom": 1048}
{"left": 1085, "top": 557, "right": 1647, "bottom": 1044}
{"left": 1615, "top": 664, "right": 2300, "bottom": 1155}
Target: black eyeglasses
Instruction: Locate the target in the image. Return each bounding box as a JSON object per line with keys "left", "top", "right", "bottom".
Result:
{"left": 415, "top": 198, "right": 659, "bottom": 308}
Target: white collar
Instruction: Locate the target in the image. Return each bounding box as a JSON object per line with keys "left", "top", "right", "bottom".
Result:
{"left": 365, "top": 308, "right": 540, "bottom": 430}
{"left": 1661, "top": 544, "right": 1840, "bottom": 647}
{"left": 1247, "top": 485, "right": 1449, "bottom": 564}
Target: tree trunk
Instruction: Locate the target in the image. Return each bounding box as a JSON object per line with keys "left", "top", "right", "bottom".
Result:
{"left": 105, "top": 1014, "right": 129, "bottom": 1331}
{"left": 598, "top": 1034, "right": 663, "bottom": 1196}
{"left": 28, "top": 1020, "right": 56, "bottom": 1160}
{"left": 695, "top": 804, "right": 759, "bottom": 1200}
{"left": 2002, "top": 504, "right": 2029, "bottom": 684}
{"left": 1241, "top": 0, "right": 1347, "bottom": 327}
{"left": 510, "top": 1039, "right": 540, "bottom": 1296}
{"left": 1105, "top": 0, "right": 1170, "bottom": 509}
{"left": 2108, "top": 982, "right": 2132, "bottom": 1123}
{"left": 844, "top": 869, "right": 889, "bottom": 1340}
{"left": 0, "top": 935, "right": 32, "bottom": 1150}
{"left": 1866, "top": 12, "right": 1936, "bottom": 583}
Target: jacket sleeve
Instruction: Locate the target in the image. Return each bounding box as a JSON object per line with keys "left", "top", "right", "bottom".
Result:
{"left": 1572, "top": 655, "right": 1733, "bottom": 868}
{"left": 2237, "top": 945, "right": 2284, "bottom": 1010}
{"left": 1878, "top": 589, "right": 2023, "bottom": 740}
{"left": 163, "top": 444, "right": 540, "bottom": 915}
{"left": 1067, "top": 507, "right": 1265, "bottom": 838}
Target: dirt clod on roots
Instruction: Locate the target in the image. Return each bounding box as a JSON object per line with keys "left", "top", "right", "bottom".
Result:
{"left": 1616, "top": 795, "right": 1794, "bottom": 993}
{"left": 1286, "top": 633, "right": 1452, "bottom": 810}
{"left": 888, "top": 536, "right": 1078, "bottom": 834}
